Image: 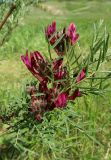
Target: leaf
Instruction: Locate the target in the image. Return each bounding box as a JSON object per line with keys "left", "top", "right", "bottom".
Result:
{"left": 72, "top": 123, "right": 103, "bottom": 146}
{"left": 34, "top": 93, "right": 45, "bottom": 97}
{"left": 68, "top": 46, "right": 75, "bottom": 62}
{"left": 85, "top": 54, "right": 90, "bottom": 76}
{"left": 103, "top": 83, "right": 110, "bottom": 89}
{"left": 96, "top": 48, "right": 102, "bottom": 70}
{"left": 92, "top": 37, "right": 103, "bottom": 54}
{"left": 102, "top": 33, "right": 109, "bottom": 61}
{"left": 87, "top": 73, "right": 111, "bottom": 80}
{"left": 90, "top": 46, "right": 94, "bottom": 62}
{"left": 52, "top": 33, "right": 65, "bottom": 49}
{"left": 48, "top": 31, "right": 57, "bottom": 41}
{"left": 71, "top": 54, "right": 81, "bottom": 67}
{"left": 99, "top": 79, "right": 103, "bottom": 89}
{"left": 70, "top": 47, "right": 81, "bottom": 69}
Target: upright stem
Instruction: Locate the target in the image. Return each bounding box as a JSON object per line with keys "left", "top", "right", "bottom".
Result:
{"left": 48, "top": 42, "right": 52, "bottom": 60}
{"left": 0, "top": 3, "right": 16, "bottom": 31}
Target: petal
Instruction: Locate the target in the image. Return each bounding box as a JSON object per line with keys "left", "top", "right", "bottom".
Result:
{"left": 21, "top": 51, "right": 31, "bottom": 68}
{"left": 53, "top": 58, "right": 63, "bottom": 70}
{"left": 76, "top": 68, "right": 86, "bottom": 83}
{"left": 69, "top": 89, "right": 81, "bottom": 100}
{"left": 67, "top": 23, "right": 79, "bottom": 45}
{"left": 39, "top": 80, "right": 48, "bottom": 92}
{"left": 67, "top": 23, "right": 76, "bottom": 35}
{"left": 71, "top": 33, "right": 79, "bottom": 45}
{"left": 54, "top": 92, "right": 67, "bottom": 108}
{"left": 52, "top": 21, "right": 56, "bottom": 33}
{"left": 34, "top": 51, "right": 45, "bottom": 61}
{"left": 54, "top": 69, "right": 66, "bottom": 80}
{"left": 45, "top": 21, "right": 56, "bottom": 38}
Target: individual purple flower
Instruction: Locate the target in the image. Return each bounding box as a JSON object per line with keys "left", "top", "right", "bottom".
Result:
{"left": 68, "top": 89, "right": 81, "bottom": 100}
{"left": 35, "top": 114, "right": 42, "bottom": 122}
{"left": 54, "top": 92, "right": 68, "bottom": 108}
{"left": 52, "top": 58, "right": 67, "bottom": 81}
{"left": 54, "top": 68, "right": 67, "bottom": 80}
{"left": 53, "top": 58, "right": 63, "bottom": 70}
{"left": 45, "top": 21, "right": 56, "bottom": 45}
{"left": 54, "top": 89, "right": 81, "bottom": 108}
{"left": 45, "top": 21, "right": 56, "bottom": 38}
{"left": 67, "top": 23, "right": 79, "bottom": 45}
{"left": 39, "top": 80, "right": 48, "bottom": 93}
{"left": 76, "top": 68, "right": 86, "bottom": 83}
{"left": 21, "top": 51, "right": 47, "bottom": 82}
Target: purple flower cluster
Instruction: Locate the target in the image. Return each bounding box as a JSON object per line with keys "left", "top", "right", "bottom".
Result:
{"left": 21, "top": 21, "right": 86, "bottom": 121}
{"left": 45, "top": 21, "right": 79, "bottom": 56}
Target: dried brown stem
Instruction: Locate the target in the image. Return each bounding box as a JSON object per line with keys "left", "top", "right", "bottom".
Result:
{"left": 0, "top": 3, "right": 16, "bottom": 31}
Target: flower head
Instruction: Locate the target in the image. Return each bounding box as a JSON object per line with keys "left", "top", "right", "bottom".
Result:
{"left": 45, "top": 21, "right": 56, "bottom": 39}
{"left": 21, "top": 22, "right": 85, "bottom": 122}
{"left": 54, "top": 92, "right": 67, "bottom": 108}
{"left": 45, "top": 21, "right": 57, "bottom": 46}
{"left": 67, "top": 23, "right": 79, "bottom": 45}
{"left": 21, "top": 51, "right": 47, "bottom": 82}
{"left": 45, "top": 21, "right": 79, "bottom": 56}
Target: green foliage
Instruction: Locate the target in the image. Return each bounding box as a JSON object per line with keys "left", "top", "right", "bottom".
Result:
{"left": 0, "top": 90, "right": 111, "bottom": 159}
